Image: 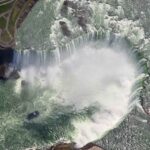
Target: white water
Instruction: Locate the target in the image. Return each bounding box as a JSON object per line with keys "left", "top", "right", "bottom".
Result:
{"left": 14, "top": 0, "right": 150, "bottom": 149}
{"left": 18, "top": 42, "right": 137, "bottom": 146}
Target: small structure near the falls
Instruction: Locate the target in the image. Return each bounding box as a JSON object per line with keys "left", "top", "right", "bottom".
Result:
{"left": 26, "top": 111, "right": 40, "bottom": 121}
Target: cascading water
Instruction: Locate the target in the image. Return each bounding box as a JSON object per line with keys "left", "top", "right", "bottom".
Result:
{"left": 1, "top": 0, "right": 150, "bottom": 150}
{"left": 5, "top": 33, "right": 138, "bottom": 149}
{"left": 54, "top": 42, "right": 137, "bottom": 146}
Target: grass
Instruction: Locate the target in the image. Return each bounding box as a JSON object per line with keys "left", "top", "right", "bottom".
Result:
{"left": 0, "top": 2, "right": 13, "bottom": 14}
{"left": 0, "top": 30, "right": 11, "bottom": 43}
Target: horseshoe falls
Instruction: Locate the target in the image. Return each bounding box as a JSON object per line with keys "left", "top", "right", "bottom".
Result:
{"left": 1, "top": 0, "right": 150, "bottom": 150}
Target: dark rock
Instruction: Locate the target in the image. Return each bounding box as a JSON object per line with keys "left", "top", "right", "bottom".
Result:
{"left": 0, "top": 64, "right": 8, "bottom": 81}
{"left": 9, "top": 69, "right": 20, "bottom": 80}
{"left": 46, "top": 143, "right": 104, "bottom": 150}
{"left": 0, "top": 47, "right": 14, "bottom": 65}
{"left": 61, "top": 0, "right": 78, "bottom": 17}
{"left": 26, "top": 111, "right": 40, "bottom": 120}
{"left": 0, "top": 64, "right": 7, "bottom": 78}
{"left": 81, "top": 143, "right": 104, "bottom": 150}
{"left": 0, "top": 76, "right": 7, "bottom": 81}
{"left": 65, "top": 1, "right": 78, "bottom": 9}
{"left": 59, "top": 21, "right": 71, "bottom": 37}
{"left": 21, "top": 80, "right": 29, "bottom": 87}
{"left": 61, "top": 0, "right": 69, "bottom": 16}
{"left": 0, "top": 63, "right": 20, "bottom": 81}
{"left": 63, "top": 0, "right": 69, "bottom": 6}
{"left": 61, "top": 0, "right": 92, "bottom": 33}
{"left": 46, "top": 143, "right": 76, "bottom": 150}
{"left": 78, "top": 16, "right": 87, "bottom": 32}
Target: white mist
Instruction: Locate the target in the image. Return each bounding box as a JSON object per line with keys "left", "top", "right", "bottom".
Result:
{"left": 52, "top": 44, "right": 137, "bottom": 146}
{"left": 19, "top": 43, "right": 137, "bottom": 146}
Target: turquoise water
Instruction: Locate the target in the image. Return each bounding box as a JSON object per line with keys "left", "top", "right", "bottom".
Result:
{"left": 0, "top": 80, "right": 98, "bottom": 150}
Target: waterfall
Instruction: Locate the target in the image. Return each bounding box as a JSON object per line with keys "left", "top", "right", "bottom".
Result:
{"left": 2, "top": 0, "right": 150, "bottom": 149}
{"left": 14, "top": 31, "right": 148, "bottom": 109}
{"left": 11, "top": 32, "right": 143, "bottom": 147}
{"left": 15, "top": 31, "right": 128, "bottom": 68}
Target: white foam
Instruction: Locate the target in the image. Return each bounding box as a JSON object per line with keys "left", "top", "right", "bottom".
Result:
{"left": 53, "top": 45, "right": 137, "bottom": 145}
{"left": 19, "top": 43, "right": 137, "bottom": 146}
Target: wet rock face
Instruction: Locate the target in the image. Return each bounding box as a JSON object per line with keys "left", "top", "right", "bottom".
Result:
{"left": 0, "top": 47, "right": 20, "bottom": 81}
{"left": 59, "top": 21, "right": 71, "bottom": 37}
{"left": 0, "top": 47, "right": 14, "bottom": 65}
{"left": 0, "top": 64, "right": 8, "bottom": 80}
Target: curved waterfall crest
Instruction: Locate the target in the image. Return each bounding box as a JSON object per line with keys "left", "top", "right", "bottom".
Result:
{"left": 15, "top": 30, "right": 149, "bottom": 114}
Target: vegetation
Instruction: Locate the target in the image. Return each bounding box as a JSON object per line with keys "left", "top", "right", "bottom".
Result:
{"left": 0, "top": 2, "right": 13, "bottom": 14}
